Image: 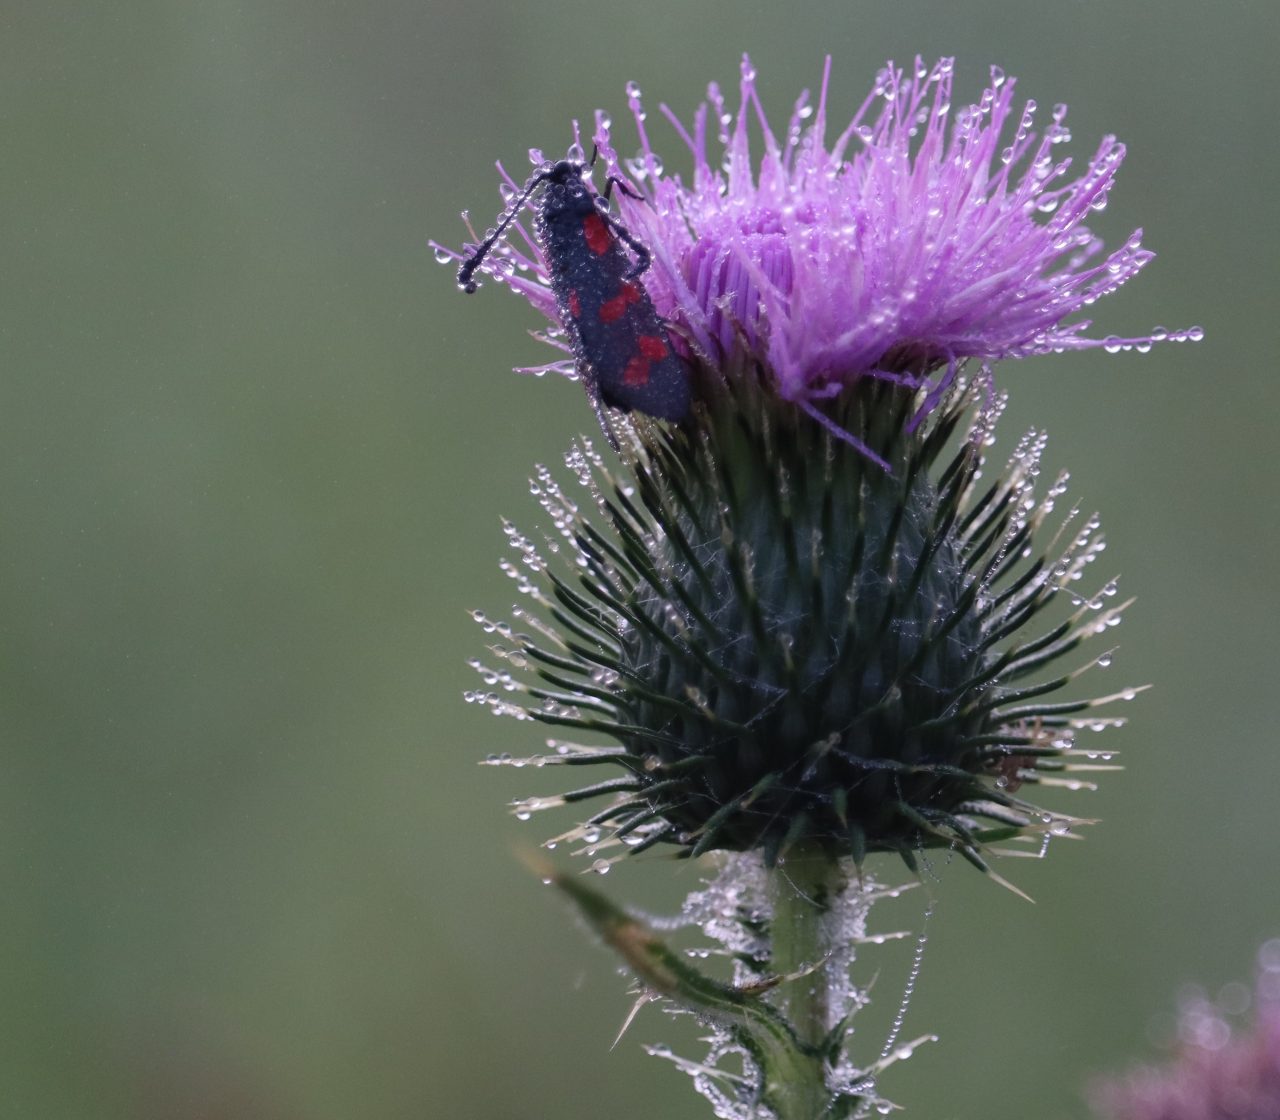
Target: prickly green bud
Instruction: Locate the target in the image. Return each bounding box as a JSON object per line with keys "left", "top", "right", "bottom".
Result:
{"left": 479, "top": 374, "right": 1130, "bottom": 875}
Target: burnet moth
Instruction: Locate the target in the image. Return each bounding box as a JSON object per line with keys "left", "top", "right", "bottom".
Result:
{"left": 457, "top": 152, "right": 692, "bottom": 439}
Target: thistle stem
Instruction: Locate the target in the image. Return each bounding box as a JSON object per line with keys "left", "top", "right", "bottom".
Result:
{"left": 764, "top": 845, "right": 850, "bottom": 1119}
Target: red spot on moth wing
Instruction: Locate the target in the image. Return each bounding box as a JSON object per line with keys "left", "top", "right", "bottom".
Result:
{"left": 623, "top": 355, "right": 651, "bottom": 386}
{"left": 599, "top": 281, "right": 643, "bottom": 322}
{"left": 598, "top": 293, "right": 628, "bottom": 322}
{"left": 567, "top": 289, "right": 581, "bottom": 318}
{"left": 637, "top": 334, "right": 668, "bottom": 359}
{"left": 582, "top": 212, "right": 611, "bottom": 255}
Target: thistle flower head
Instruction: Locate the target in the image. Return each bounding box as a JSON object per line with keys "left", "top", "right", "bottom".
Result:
{"left": 447, "top": 58, "right": 1186, "bottom": 878}
{"left": 1089, "top": 942, "right": 1280, "bottom": 1120}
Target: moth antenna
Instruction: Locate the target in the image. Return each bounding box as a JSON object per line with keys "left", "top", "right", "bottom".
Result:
{"left": 457, "top": 167, "right": 556, "bottom": 293}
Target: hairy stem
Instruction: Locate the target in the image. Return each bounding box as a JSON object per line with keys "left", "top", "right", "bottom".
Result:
{"left": 763, "top": 845, "right": 850, "bottom": 1119}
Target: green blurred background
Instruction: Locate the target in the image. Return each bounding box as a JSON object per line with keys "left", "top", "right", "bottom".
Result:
{"left": 3, "top": 2, "right": 1276, "bottom": 1117}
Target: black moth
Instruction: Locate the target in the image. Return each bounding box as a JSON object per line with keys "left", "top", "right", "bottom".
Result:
{"left": 458, "top": 154, "right": 691, "bottom": 436}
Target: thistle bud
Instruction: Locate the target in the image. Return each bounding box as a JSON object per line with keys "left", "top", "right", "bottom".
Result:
{"left": 482, "top": 371, "right": 1129, "bottom": 873}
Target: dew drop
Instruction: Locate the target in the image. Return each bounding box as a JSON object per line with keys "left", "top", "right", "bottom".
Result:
{"left": 1258, "top": 938, "right": 1280, "bottom": 972}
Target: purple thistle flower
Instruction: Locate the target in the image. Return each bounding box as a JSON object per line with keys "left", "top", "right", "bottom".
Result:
{"left": 444, "top": 61, "right": 1189, "bottom": 1110}
{"left": 1089, "top": 942, "right": 1280, "bottom": 1120}
{"left": 437, "top": 56, "right": 1197, "bottom": 439}
{"left": 449, "top": 55, "right": 1170, "bottom": 879}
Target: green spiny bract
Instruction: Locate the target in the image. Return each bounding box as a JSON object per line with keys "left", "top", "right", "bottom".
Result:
{"left": 476, "top": 372, "right": 1130, "bottom": 874}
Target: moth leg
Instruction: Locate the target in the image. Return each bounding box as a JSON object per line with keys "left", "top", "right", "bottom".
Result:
{"left": 594, "top": 204, "right": 653, "bottom": 280}
{"left": 578, "top": 359, "right": 621, "bottom": 451}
